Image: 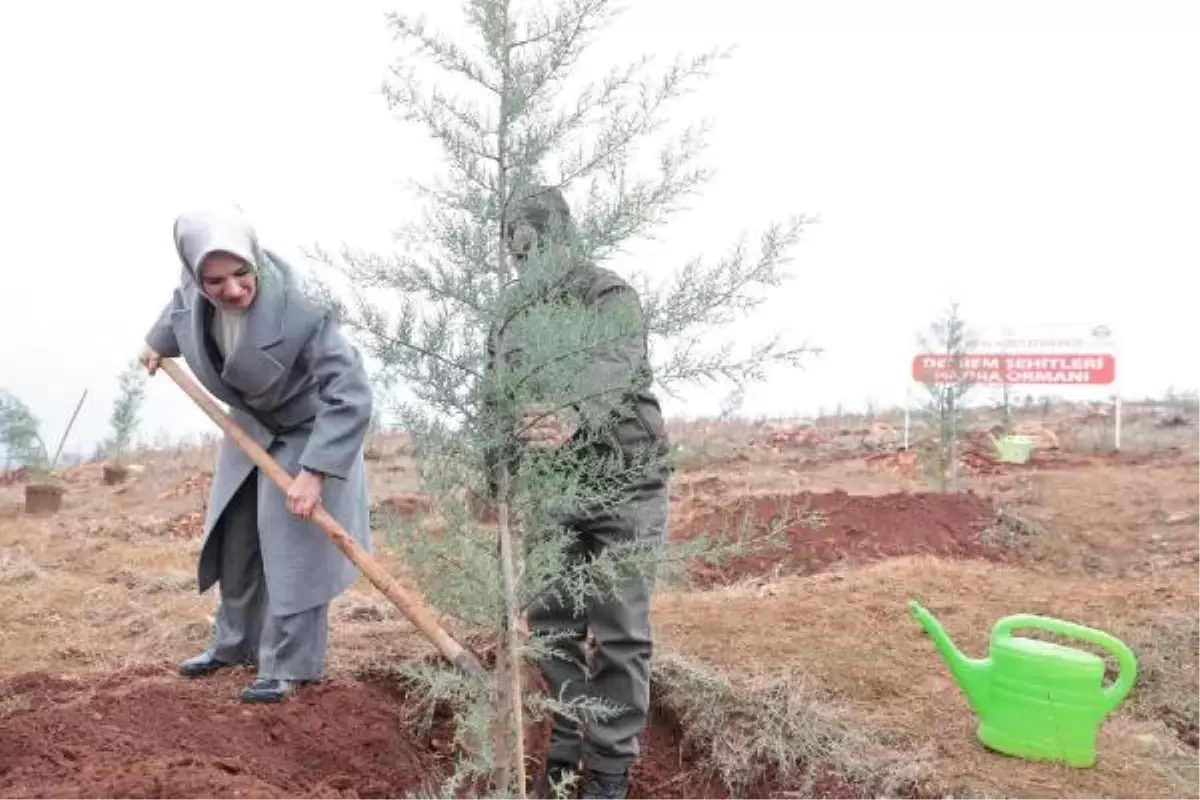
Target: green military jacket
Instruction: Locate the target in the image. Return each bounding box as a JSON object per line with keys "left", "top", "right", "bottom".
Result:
{"left": 483, "top": 261, "right": 670, "bottom": 494}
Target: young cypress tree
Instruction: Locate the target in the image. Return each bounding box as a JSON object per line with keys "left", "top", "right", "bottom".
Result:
{"left": 309, "top": 1, "right": 817, "bottom": 794}
{"left": 104, "top": 358, "right": 148, "bottom": 465}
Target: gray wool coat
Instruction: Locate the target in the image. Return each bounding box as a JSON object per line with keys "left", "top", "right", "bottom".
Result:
{"left": 144, "top": 254, "right": 373, "bottom": 616}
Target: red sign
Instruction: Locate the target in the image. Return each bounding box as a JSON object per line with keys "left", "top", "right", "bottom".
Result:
{"left": 912, "top": 353, "right": 1116, "bottom": 385}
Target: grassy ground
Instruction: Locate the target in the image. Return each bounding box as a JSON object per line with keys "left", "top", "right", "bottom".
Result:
{"left": 0, "top": 400, "right": 1196, "bottom": 797}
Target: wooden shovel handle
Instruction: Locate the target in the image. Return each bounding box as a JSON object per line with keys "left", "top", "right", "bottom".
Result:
{"left": 155, "top": 357, "right": 486, "bottom": 680}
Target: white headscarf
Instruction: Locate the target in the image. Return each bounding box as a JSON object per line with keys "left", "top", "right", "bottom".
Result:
{"left": 173, "top": 207, "right": 261, "bottom": 356}
{"left": 173, "top": 207, "right": 260, "bottom": 281}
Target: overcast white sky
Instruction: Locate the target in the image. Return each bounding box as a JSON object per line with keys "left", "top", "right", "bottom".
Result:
{"left": 1, "top": 0, "right": 1197, "bottom": 456}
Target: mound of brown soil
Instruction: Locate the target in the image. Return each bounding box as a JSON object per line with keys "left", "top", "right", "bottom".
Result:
{"left": 0, "top": 667, "right": 795, "bottom": 799}
{"left": 0, "top": 670, "right": 444, "bottom": 799}
{"left": 675, "top": 490, "right": 997, "bottom": 586}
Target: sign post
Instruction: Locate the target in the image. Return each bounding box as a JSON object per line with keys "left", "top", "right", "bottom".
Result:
{"left": 909, "top": 323, "right": 1120, "bottom": 450}
{"left": 903, "top": 386, "right": 911, "bottom": 450}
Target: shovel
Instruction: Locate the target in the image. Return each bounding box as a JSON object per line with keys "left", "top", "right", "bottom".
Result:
{"left": 155, "top": 357, "right": 486, "bottom": 680}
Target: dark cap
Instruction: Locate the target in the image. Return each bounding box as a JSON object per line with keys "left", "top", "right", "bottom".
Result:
{"left": 509, "top": 185, "right": 574, "bottom": 239}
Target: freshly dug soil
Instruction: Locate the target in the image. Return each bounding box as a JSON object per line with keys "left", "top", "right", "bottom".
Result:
{"left": 675, "top": 488, "right": 997, "bottom": 586}
{"left": 101, "top": 464, "right": 129, "bottom": 486}
{"left": 0, "top": 669, "right": 444, "bottom": 799}
{"left": 0, "top": 667, "right": 818, "bottom": 799}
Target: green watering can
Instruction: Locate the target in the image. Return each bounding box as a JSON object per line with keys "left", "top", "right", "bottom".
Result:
{"left": 908, "top": 599, "right": 1138, "bottom": 768}
{"left": 990, "top": 433, "right": 1036, "bottom": 464}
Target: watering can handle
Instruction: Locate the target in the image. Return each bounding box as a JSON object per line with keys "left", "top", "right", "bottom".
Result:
{"left": 993, "top": 614, "right": 1137, "bottom": 714}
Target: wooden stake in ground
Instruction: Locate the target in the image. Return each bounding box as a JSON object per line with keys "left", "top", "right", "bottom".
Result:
{"left": 490, "top": 48, "right": 527, "bottom": 790}
{"left": 49, "top": 388, "right": 88, "bottom": 471}
{"left": 493, "top": 463, "right": 527, "bottom": 798}
{"left": 154, "top": 357, "right": 487, "bottom": 680}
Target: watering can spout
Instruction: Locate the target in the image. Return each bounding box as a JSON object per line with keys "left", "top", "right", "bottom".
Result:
{"left": 909, "top": 599, "right": 990, "bottom": 713}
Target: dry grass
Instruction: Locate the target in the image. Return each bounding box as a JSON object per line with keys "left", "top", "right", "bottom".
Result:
{"left": 0, "top": 450, "right": 440, "bottom": 679}
{"left": 1057, "top": 413, "right": 1195, "bottom": 457}
{"left": 0, "top": 549, "right": 46, "bottom": 585}
{"left": 651, "top": 651, "right": 928, "bottom": 797}
{"left": 665, "top": 417, "right": 761, "bottom": 472}
{"left": 0, "top": 400, "right": 1195, "bottom": 798}
{"left": 966, "top": 454, "right": 1199, "bottom": 576}
{"left": 652, "top": 557, "right": 1199, "bottom": 798}
{"left": 1120, "top": 611, "right": 1200, "bottom": 747}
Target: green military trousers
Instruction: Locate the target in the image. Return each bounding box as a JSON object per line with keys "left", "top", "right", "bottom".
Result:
{"left": 525, "top": 481, "right": 669, "bottom": 775}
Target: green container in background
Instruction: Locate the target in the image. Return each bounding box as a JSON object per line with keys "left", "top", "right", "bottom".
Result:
{"left": 992, "top": 433, "right": 1036, "bottom": 463}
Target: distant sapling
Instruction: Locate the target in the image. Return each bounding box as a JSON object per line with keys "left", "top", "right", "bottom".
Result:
{"left": 105, "top": 358, "right": 148, "bottom": 467}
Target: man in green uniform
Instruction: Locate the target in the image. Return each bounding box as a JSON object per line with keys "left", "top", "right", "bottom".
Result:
{"left": 485, "top": 186, "right": 672, "bottom": 799}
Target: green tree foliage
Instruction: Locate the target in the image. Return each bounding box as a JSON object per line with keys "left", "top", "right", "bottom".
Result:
{"left": 915, "top": 302, "right": 976, "bottom": 492}
{"left": 104, "top": 359, "right": 148, "bottom": 464}
{"left": 309, "top": 1, "right": 817, "bottom": 794}
{"left": 0, "top": 390, "right": 50, "bottom": 476}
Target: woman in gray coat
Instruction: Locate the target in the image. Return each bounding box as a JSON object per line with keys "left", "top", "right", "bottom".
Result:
{"left": 139, "top": 208, "right": 374, "bottom": 704}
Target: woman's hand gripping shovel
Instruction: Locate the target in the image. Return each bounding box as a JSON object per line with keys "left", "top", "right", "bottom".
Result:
{"left": 154, "top": 357, "right": 488, "bottom": 681}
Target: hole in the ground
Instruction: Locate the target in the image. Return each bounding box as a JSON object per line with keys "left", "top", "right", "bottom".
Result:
{"left": 1, "top": 665, "right": 867, "bottom": 799}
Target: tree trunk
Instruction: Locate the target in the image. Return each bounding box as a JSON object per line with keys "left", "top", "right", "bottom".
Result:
{"left": 948, "top": 391, "right": 958, "bottom": 492}
{"left": 492, "top": 462, "right": 526, "bottom": 797}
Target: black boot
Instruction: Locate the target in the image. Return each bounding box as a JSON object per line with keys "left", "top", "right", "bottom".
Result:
{"left": 581, "top": 769, "right": 630, "bottom": 800}
{"left": 239, "top": 677, "right": 300, "bottom": 704}
{"left": 178, "top": 651, "right": 232, "bottom": 678}
{"left": 532, "top": 759, "right": 581, "bottom": 799}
